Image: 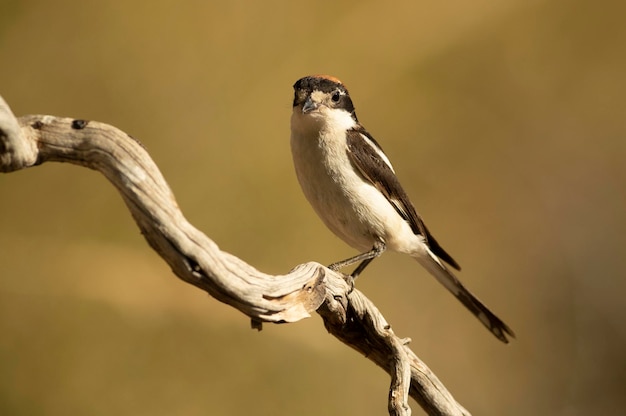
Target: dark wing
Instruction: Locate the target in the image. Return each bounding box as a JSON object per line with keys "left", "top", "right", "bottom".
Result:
{"left": 346, "top": 127, "right": 461, "bottom": 270}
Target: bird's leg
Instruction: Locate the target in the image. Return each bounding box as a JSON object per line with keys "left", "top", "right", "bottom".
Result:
{"left": 351, "top": 256, "right": 376, "bottom": 278}
{"left": 328, "top": 240, "right": 386, "bottom": 279}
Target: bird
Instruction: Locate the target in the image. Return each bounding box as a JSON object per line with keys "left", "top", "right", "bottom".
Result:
{"left": 289, "top": 74, "right": 515, "bottom": 343}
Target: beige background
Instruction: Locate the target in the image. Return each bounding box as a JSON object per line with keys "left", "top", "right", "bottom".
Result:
{"left": 1, "top": 0, "right": 625, "bottom": 414}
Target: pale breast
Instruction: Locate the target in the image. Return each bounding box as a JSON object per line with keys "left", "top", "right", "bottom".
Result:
{"left": 290, "top": 126, "right": 407, "bottom": 251}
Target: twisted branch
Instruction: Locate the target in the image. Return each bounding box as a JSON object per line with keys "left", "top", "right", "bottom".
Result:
{"left": 0, "top": 95, "right": 470, "bottom": 416}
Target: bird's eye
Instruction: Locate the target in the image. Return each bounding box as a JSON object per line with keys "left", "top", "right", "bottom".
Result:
{"left": 331, "top": 91, "right": 341, "bottom": 103}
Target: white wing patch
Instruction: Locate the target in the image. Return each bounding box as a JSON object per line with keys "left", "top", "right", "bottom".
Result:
{"left": 359, "top": 132, "right": 395, "bottom": 173}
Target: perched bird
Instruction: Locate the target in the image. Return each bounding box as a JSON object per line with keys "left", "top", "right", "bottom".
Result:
{"left": 290, "top": 75, "right": 514, "bottom": 343}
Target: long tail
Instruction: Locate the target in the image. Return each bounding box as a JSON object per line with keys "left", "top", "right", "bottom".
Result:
{"left": 413, "top": 249, "right": 515, "bottom": 343}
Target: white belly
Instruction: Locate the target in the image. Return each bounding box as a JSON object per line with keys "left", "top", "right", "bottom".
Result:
{"left": 290, "top": 116, "right": 418, "bottom": 254}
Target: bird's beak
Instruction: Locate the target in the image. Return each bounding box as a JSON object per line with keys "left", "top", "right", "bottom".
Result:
{"left": 302, "top": 95, "right": 319, "bottom": 114}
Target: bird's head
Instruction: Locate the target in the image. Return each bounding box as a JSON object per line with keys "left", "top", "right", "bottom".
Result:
{"left": 292, "top": 75, "right": 359, "bottom": 129}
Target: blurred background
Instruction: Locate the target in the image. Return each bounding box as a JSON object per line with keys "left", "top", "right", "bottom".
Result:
{"left": 1, "top": 0, "right": 625, "bottom": 414}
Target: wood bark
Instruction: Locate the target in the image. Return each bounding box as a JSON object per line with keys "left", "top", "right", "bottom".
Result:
{"left": 0, "top": 95, "right": 470, "bottom": 416}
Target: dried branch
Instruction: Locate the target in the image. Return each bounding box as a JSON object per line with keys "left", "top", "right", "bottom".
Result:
{"left": 0, "top": 95, "right": 470, "bottom": 416}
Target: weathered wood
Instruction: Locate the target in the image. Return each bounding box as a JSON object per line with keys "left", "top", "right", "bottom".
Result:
{"left": 0, "top": 95, "right": 470, "bottom": 416}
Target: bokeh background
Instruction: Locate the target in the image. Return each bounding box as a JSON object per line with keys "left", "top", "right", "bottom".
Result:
{"left": 1, "top": 0, "right": 625, "bottom": 415}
